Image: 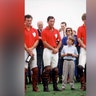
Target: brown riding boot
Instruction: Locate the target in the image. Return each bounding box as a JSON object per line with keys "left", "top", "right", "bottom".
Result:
{"left": 32, "top": 67, "right": 39, "bottom": 92}
{"left": 80, "top": 73, "right": 86, "bottom": 91}
{"left": 52, "top": 68, "right": 61, "bottom": 91}
{"left": 42, "top": 66, "right": 51, "bottom": 92}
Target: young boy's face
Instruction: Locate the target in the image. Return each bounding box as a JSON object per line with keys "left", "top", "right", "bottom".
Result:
{"left": 67, "top": 38, "right": 73, "bottom": 45}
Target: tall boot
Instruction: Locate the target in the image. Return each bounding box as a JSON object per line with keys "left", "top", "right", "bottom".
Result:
{"left": 52, "top": 68, "right": 61, "bottom": 91}
{"left": 32, "top": 67, "right": 39, "bottom": 92}
{"left": 77, "top": 65, "right": 86, "bottom": 91}
{"left": 80, "top": 73, "right": 86, "bottom": 91}
{"left": 42, "top": 66, "right": 51, "bottom": 92}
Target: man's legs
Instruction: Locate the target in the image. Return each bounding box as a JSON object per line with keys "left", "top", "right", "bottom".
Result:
{"left": 42, "top": 66, "right": 51, "bottom": 92}
{"left": 52, "top": 67, "right": 61, "bottom": 91}
{"left": 78, "top": 48, "right": 86, "bottom": 91}
{"left": 31, "top": 49, "right": 39, "bottom": 92}
{"left": 52, "top": 53, "right": 61, "bottom": 91}
{"left": 37, "top": 48, "right": 44, "bottom": 84}
{"left": 42, "top": 48, "right": 51, "bottom": 92}
{"left": 32, "top": 67, "right": 39, "bottom": 92}
{"left": 77, "top": 65, "right": 86, "bottom": 91}
{"left": 24, "top": 51, "right": 28, "bottom": 91}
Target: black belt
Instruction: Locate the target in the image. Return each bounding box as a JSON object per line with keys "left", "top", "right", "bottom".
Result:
{"left": 64, "top": 59, "right": 74, "bottom": 61}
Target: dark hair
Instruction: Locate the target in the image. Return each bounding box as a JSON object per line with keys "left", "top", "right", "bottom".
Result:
{"left": 61, "top": 22, "right": 67, "bottom": 26}
{"left": 25, "top": 14, "right": 33, "bottom": 21}
{"left": 47, "top": 16, "right": 55, "bottom": 22}
{"left": 82, "top": 13, "right": 86, "bottom": 20}
{"left": 66, "top": 27, "right": 72, "bottom": 32}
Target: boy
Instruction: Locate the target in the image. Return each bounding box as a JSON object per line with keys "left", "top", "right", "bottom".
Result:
{"left": 61, "top": 36, "right": 78, "bottom": 90}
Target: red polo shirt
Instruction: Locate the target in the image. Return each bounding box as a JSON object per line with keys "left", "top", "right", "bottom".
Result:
{"left": 24, "top": 26, "right": 39, "bottom": 48}
{"left": 77, "top": 24, "right": 86, "bottom": 46}
{"left": 41, "top": 26, "right": 61, "bottom": 48}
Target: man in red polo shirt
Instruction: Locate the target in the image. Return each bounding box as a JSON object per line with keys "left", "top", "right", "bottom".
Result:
{"left": 41, "top": 16, "right": 62, "bottom": 92}
{"left": 24, "top": 15, "right": 39, "bottom": 92}
{"left": 77, "top": 13, "right": 86, "bottom": 91}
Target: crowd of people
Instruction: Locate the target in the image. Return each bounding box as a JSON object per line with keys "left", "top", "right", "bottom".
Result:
{"left": 24, "top": 13, "right": 86, "bottom": 92}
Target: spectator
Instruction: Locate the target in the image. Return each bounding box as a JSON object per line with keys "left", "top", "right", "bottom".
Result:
{"left": 36, "top": 21, "right": 44, "bottom": 84}
{"left": 59, "top": 22, "right": 67, "bottom": 39}
{"left": 58, "top": 22, "right": 67, "bottom": 83}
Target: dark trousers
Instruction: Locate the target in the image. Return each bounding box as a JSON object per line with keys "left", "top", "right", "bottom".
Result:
{"left": 37, "top": 47, "right": 44, "bottom": 83}
{"left": 75, "top": 45, "right": 80, "bottom": 82}
{"left": 57, "top": 46, "right": 63, "bottom": 82}
{"left": 58, "top": 46, "right": 63, "bottom": 75}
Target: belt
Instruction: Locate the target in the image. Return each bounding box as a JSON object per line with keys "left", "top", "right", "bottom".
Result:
{"left": 64, "top": 59, "right": 74, "bottom": 61}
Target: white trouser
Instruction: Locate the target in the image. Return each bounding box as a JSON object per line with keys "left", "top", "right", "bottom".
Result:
{"left": 24, "top": 48, "right": 37, "bottom": 69}
{"left": 43, "top": 48, "right": 58, "bottom": 68}
{"left": 78, "top": 47, "right": 86, "bottom": 68}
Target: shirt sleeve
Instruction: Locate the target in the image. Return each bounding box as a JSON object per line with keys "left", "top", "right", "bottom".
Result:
{"left": 74, "top": 47, "right": 78, "bottom": 55}
{"left": 57, "top": 30, "right": 61, "bottom": 41}
{"left": 41, "top": 30, "right": 47, "bottom": 41}
{"left": 77, "top": 27, "right": 81, "bottom": 39}
{"left": 61, "top": 47, "right": 65, "bottom": 55}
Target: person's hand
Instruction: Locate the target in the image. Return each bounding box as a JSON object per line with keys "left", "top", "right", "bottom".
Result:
{"left": 67, "top": 53, "right": 72, "bottom": 56}
{"left": 52, "top": 48, "right": 58, "bottom": 54}
{"left": 27, "top": 49, "right": 34, "bottom": 57}
{"left": 39, "top": 36, "right": 42, "bottom": 39}
{"left": 83, "top": 45, "right": 86, "bottom": 50}
{"left": 71, "top": 54, "right": 75, "bottom": 57}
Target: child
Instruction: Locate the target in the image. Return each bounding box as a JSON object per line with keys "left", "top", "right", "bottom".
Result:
{"left": 61, "top": 36, "right": 78, "bottom": 90}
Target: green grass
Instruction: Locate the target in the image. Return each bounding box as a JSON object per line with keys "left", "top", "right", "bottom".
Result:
{"left": 25, "top": 83, "right": 86, "bottom": 96}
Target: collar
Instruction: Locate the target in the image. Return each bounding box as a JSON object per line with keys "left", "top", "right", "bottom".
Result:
{"left": 24, "top": 26, "right": 32, "bottom": 30}
{"left": 46, "top": 26, "right": 55, "bottom": 30}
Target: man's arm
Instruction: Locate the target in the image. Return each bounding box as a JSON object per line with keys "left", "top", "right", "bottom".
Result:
{"left": 43, "top": 41, "right": 60, "bottom": 54}
{"left": 24, "top": 40, "right": 39, "bottom": 56}
{"left": 24, "top": 44, "right": 28, "bottom": 52}
{"left": 29, "top": 40, "right": 39, "bottom": 50}
{"left": 56, "top": 41, "right": 62, "bottom": 50}
{"left": 43, "top": 41, "right": 54, "bottom": 50}
{"left": 78, "top": 38, "right": 86, "bottom": 49}
{"left": 24, "top": 44, "right": 32, "bottom": 56}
